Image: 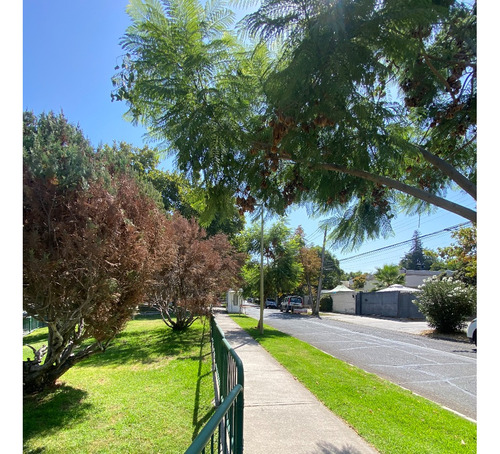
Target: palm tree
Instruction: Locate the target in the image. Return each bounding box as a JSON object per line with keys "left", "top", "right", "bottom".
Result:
{"left": 373, "top": 264, "right": 405, "bottom": 291}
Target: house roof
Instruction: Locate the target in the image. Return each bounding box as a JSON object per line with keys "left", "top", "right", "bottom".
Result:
{"left": 403, "top": 269, "right": 453, "bottom": 276}
{"left": 322, "top": 284, "right": 355, "bottom": 294}
{"left": 376, "top": 284, "right": 421, "bottom": 293}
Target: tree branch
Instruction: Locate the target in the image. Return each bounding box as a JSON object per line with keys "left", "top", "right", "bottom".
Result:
{"left": 422, "top": 52, "right": 457, "bottom": 102}
{"left": 414, "top": 145, "right": 476, "bottom": 199}
{"left": 317, "top": 161, "right": 476, "bottom": 223}
{"left": 25, "top": 344, "right": 48, "bottom": 365}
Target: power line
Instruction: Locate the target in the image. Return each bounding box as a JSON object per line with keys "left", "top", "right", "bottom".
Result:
{"left": 338, "top": 235, "right": 449, "bottom": 270}
{"left": 376, "top": 195, "right": 476, "bottom": 237}
{"left": 338, "top": 222, "right": 471, "bottom": 263}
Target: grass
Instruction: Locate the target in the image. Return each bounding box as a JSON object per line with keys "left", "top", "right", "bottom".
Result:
{"left": 23, "top": 316, "right": 214, "bottom": 454}
{"left": 230, "top": 314, "right": 477, "bottom": 454}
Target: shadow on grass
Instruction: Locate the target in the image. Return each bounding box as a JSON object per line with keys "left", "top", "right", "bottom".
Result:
{"left": 132, "top": 313, "right": 163, "bottom": 321}
{"left": 229, "top": 315, "right": 292, "bottom": 343}
{"left": 23, "top": 384, "right": 92, "bottom": 444}
{"left": 24, "top": 318, "right": 215, "bottom": 450}
{"left": 24, "top": 317, "right": 209, "bottom": 368}
{"left": 76, "top": 319, "right": 208, "bottom": 368}
{"left": 191, "top": 319, "right": 215, "bottom": 441}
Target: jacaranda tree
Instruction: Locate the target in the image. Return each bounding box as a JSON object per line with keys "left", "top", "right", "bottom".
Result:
{"left": 113, "top": 0, "right": 476, "bottom": 249}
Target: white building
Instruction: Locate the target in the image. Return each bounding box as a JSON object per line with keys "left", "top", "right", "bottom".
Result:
{"left": 226, "top": 289, "right": 243, "bottom": 313}
{"left": 322, "top": 284, "right": 356, "bottom": 314}
{"left": 403, "top": 269, "right": 453, "bottom": 288}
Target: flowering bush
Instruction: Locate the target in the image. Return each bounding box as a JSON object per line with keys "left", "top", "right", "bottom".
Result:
{"left": 414, "top": 276, "right": 476, "bottom": 333}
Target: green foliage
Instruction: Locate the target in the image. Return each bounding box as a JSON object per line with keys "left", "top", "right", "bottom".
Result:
{"left": 319, "top": 295, "right": 333, "bottom": 312}
{"left": 399, "top": 230, "right": 436, "bottom": 270}
{"left": 310, "top": 245, "right": 343, "bottom": 290}
{"left": 113, "top": 0, "right": 268, "bottom": 224}
{"left": 373, "top": 264, "right": 405, "bottom": 290}
{"left": 99, "top": 141, "right": 161, "bottom": 176}
{"left": 437, "top": 225, "right": 476, "bottom": 285}
{"left": 23, "top": 110, "right": 96, "bottom": 189}
{"left": 325, "top": 196, "right": 396, "bottom": 251}
{"left": 100, "top": 141, "right": 245, "bottom": 237}
{"left": 240, "top": 220, "right": 303, "bottom": 298}
{"left": 112, "top": 0, "right": 476, "bottom": 248}
{"left": 245, "top": 0, "right": 476, "bottom": 243}
{"left": 414, "top": 275, "right": 476, "bottom": 333}
{"left": 98, "top": 141, "right": 165, "bottom": 208}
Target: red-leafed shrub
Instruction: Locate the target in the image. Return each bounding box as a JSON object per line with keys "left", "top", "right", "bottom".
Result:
{"left": 149, "top": 213, "right": 244, "bottom": 331}
{"left": 23, "top": 112, "right": 168, "bottom": 394}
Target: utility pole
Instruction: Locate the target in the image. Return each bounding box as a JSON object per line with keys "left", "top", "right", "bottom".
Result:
{"left": 258, "top": 205, "right": 265, "bottom": 334}
{"left": 314, "top": 227, "right": 327, "bottom": 316}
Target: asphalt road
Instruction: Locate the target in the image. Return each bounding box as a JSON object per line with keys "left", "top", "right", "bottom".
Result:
{"left": 243, "top": 306, "right": 477, "bottom": 421}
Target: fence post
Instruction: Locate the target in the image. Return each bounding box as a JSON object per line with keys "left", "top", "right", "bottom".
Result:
{"left": 356, "top": 292, "right": 362, "bottom": 315}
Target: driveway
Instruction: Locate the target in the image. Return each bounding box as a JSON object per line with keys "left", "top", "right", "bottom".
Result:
{"left": 243, "top": 306, "right": 477, "bottom": 421}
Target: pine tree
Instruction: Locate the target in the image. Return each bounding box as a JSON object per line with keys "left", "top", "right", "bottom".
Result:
{"left": 399, "top": 231, "right": 433, "bottom": 270}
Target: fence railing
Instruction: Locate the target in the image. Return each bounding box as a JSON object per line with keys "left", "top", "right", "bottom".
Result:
{"left": 186, "top": 315, "right": 244, "bottom": 454}
{"left": 23, "top": 315, "right": 47, "bottom": 335}
{"left": 185, "top": 384, "right": 243, "bottom": 454}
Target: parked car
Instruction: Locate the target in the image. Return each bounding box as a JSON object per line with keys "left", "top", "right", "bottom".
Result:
{"left": 280, "top": 295, "right": 303, "bottom": 313}
{"left": 467, "top": 318, "right": 477, "bottom": 345}
{"left": 265, "top": 298, "right": 277, "bottom": 309}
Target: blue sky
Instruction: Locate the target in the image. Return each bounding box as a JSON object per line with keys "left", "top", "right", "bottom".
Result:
{"left": 20, "top": 0, "right": 478, "bottom": 274}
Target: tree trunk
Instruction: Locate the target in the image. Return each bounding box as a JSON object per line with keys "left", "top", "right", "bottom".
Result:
{"left": 306, "top": 277, "right": 314, "bottom": 314}
{"left": 23, "top": 356, "right": 78, "bottom": 394}
{"left": 23, "top": 336, "right": 105, "bottom": 394}
{"left": 279, "top": 152, "right": 477, "bottom": 222}
{"left": 415, "top": 145, "right": 477, "bottom": 199}
{"left": 313, "top": 228, "right": 327, "bottom": 316}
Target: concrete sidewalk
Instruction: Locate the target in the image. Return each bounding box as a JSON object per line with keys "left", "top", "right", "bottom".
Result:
{"left": 214, "top": 312, "right": 379, "bottom": 454}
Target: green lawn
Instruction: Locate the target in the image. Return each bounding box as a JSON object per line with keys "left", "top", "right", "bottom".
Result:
{"left": 23, "top": 317, "right": 214, "bottom": 454}
{"left": 230, "top": 314, "right": 476, "bottom": 454}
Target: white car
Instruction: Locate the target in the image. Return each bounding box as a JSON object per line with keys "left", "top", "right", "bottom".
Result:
{"left": 280, "top": 295, "right": 303, "bottom": 313}
{"left": 265, "top": 298, "right": 277, "bottom": 309}
{"left": 467, "top": 319, "right": 477, "bottom": 345}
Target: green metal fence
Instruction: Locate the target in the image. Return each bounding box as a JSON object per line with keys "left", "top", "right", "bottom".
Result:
{"left": 185, "top": 384, "right": 243, "bottom": 454}
{"left": 23, "top": 315, "right": 47, "bottom": 335}
{"left": 186, "top": 315, "right": 244, "bottom": 454}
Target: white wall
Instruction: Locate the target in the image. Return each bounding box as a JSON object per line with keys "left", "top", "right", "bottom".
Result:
{"left": 332, "top": 292, "right": 356, "bottom": 314}
{"left": 404, "top": 270, "right": 453, "bottom": 288}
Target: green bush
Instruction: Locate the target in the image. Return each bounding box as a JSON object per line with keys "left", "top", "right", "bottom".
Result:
{"left": 414, "top": 276, "right": 476, "bottom": 333}
{"left": 319, "top": 296, "right": 333, "bottom": 312}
